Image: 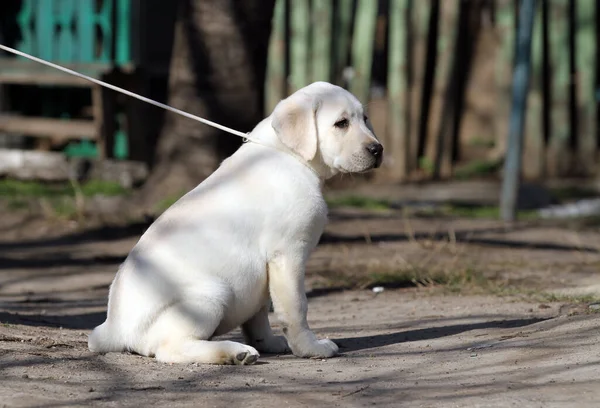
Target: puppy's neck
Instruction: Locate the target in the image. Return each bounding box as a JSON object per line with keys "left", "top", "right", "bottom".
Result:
{"left": 247, "top": 117, "right": 335, "bottom": 183}
{"left": 306, "top": 152, "right": 337, "bottom": 181}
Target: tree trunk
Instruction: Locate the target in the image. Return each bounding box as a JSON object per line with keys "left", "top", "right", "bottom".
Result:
{"left": 141, "top": 0, "right": 276, "bottom": 205}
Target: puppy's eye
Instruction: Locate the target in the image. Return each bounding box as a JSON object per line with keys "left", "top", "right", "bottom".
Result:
{"left": 334, "top": 118, "right": 349, "bottom": 129}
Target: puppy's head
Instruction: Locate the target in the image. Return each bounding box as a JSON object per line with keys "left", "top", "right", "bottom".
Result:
{"left": 271, "top": 82, "right": 383, "bottom": 177}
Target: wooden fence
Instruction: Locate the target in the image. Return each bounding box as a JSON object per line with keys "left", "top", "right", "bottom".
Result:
{"left": 0, "top": 0, "right": 175, "bottom": 165}
{"left": 264, "top": 0, "right": 600, "bottom": 182}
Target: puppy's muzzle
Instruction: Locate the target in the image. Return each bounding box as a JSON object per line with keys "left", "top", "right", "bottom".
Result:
{"left": 366, "top": 142, "right": 384, "bottom": 168}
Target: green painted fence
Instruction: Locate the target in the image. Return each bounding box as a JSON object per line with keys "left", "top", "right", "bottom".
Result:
{"left": 1, "top": 0, "right": 134, "bottom": 160}
{"left": 14, "top": 0, "right": 132, "bottom": 66}
{"left": 265, "top": 0, "right": 600, "bottom": 181}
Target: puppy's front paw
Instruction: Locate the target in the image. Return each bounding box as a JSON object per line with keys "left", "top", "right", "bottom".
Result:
{"left": 294, "top": 338, "right": 339, "bottom": 359}
{"left": 314, "top": 339, "right": 339, "bottom": 358}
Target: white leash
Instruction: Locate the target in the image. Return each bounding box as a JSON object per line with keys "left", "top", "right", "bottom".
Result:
{"left": 0, "top": 44, "right": 249, "bottom": 139}
{"left": 0, "top": 44, "right": 323, "bottom": 179}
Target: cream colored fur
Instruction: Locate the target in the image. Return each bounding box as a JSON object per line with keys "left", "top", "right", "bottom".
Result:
{"left": 88, "top": 82, "right": 383, "bottom": 365}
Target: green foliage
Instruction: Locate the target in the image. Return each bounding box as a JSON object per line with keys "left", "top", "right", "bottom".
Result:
{"left": 154, "top": 191, "right": 187, "bottom": 214}
{"left": 440, "top": 204, "right": 539, "bottom": 220}
{"left": 326, "top": 195, "right": 393, "bottom": 211}
{"left": 418, "top": 156, "right": 434, "bottom": 175}
{"left": 454, "top": 159, "right": 503, "bottom": 180}
{"left": 0, "top": 179, "right": 128, "bottom": 198}
{"left": 325, "top": 193, "right": 539, "bottom": 220}
{"left": 366, "top": 266, "right": 485, "bottom": 291}
{"left": 537, "top": 292, "right": 600, "bottom": 304}
{"left": 467, "top": 136, "right": 496, "bottom": 148}
{"left": 0, "top": 179, "right": 130, "bottom": 219}
{"left": 549, "top": 186, "right": 599, "bottom": 201}
{"left": 79, "top": 180, "right": 128, "bottom": 197}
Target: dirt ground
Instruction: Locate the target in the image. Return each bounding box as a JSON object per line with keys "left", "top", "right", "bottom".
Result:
{"left": 1, "top": 202, "right": 600, "bottom": 407}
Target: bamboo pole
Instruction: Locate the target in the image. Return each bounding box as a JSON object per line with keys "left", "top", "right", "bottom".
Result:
{"left": 523, "top": 2, "right": 545, "bottom": 179}
{"left": 265, "top": 0, "right": 287, "bottom": 113}
{"left": 349, "top": 0, "right": 378, "bottom": 104}
{"left": 546, "top": 0, "right": 571, "bottom": 177}
{"left": 387, "top": 0, "right": 409, "bottom": 179}
{"left": 334, "top": 0, "right": 353, "bottom": 85}
{"left": 501, "top": 0, "right": 537, "bottom": 222}
{"left": 311, "top": 0, "right": 332, "bottom": 82}
{"left": 492, "top": 0, "right": 516, "bottom": 162}
{"left": 575, "top": 0, "right": 597, "bottom": 175}
{"left": 415, "top": 0, "right": 440, "bottom": 172}
{"left": 431, "top": 0, "right": 460, "bottom": 179}
{"left": 289, "top": 0, "right": 310, "bottom": 92}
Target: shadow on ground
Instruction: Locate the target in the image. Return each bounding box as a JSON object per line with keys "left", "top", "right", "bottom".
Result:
{"left": 336, "top": 317, "right": 548, "bottom": 352}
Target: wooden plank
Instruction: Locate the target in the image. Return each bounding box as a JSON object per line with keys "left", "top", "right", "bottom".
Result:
{"left": 93, "top": 82, "right": 118, "bottom": 160}
{"left": 387, "top": 0, "right": 409, "bottom": 179}
{"left": 123, "top": 74, "right": 152, "bottom": 164}
{"left": 0, "top": 59, "right": 118, "bottom": 72}
{"left": 0, "top": 60, "right": 115, "bottom": 86}
{"left": 0, "top": 148, "right": 69, "bottom": 181}
{"left": 0, "top": 70, "right": 103, "bottom": 86}
{"left": 265, "top": 0, "right": 287, "bottom": 113}
{"left": 0, "top": 115, "right": 97, "bottom": 140}
{"left": 349, "top": 0, "right": 378, "bottom": 104}
{"left": 0, "top": 148, "right": 148, "bottom": 184}
{"left": 289, "top": 0, "right": 310, "bottom": 92}
{"left": 92, "top": 85, "right": 106, "bottom": 158}
{"left": 311, "top": 0, "right": 333, "bottom": 82}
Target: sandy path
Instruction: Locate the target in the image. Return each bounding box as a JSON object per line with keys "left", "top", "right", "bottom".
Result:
{"left": 1, "top": 290, "right": 599, "bottom": 407}
{"left": 1, "top": 210, "right": 600, "bottom": 407}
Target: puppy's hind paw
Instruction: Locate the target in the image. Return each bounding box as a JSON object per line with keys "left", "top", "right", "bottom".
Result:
{"left": 253, "top": 335, "right": 289, "bottom": 354}
{"left": 234, "top": 347, "right": 260, "bottom": 365}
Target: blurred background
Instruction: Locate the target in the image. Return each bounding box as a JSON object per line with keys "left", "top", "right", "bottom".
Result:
{"left": 0, "top": 0, "right": 598, "bottom": 243}
{"left": 0, "top": 0, "right": 598, "bottom": 210}
{"left": 2, "top": 2, "right": 600, "bottom": 404}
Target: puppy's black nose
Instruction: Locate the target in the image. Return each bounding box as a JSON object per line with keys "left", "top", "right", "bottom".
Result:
{"left": 366, "top": 142, "right": 383, "bottom": 158}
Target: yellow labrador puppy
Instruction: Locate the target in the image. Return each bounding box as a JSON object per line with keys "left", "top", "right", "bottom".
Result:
{"left": 88, "top": 81, "right": 383, "bottom": 365}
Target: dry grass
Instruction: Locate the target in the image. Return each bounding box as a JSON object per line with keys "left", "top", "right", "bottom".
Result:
{"left": 311, "top": 215, "right": 600, "bottom": 307}
{"left": 312, "top": 222, "right": 496, "bottom": 294}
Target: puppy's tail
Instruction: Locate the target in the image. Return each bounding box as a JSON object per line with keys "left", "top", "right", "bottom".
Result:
{"left": 88, "top": 322, "right": 122, "bottom": 353}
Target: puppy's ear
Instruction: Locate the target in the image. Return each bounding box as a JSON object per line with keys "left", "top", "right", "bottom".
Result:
{"left": 271, "top": 95, "right": 319, "bottom": 162}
